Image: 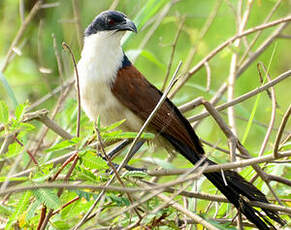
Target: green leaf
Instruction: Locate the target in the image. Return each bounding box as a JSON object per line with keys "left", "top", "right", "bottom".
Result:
{"left": 45, "top": 137, "right": 80, "bottom": 152}
{"left": 121, "top": 170, "right": 148, "bottom": 179}
{"left": 0, "top": 204, "right": 13, "bottom": 216}
{"left": 0, "top": 72, "right": 18, "bottom": 108}
{"left": 80, "top": 151, "right": 107, "bottom": 170}
{"left": 15, "top": 102, "right": 28, "bottom": 121}
{"left": 96, "top": 115, "right": 101, "bottom": 130}
{"left": 51, "top": 220, "right": 70, "bottom": 229}
{"left": 0, "top": 100, "right": 9, "bottom": 125}
{"left": 3, "top": 142, "right": 23, "bottom": 159}
{"left": 101, "top": 119, "right": 126, "bottom": 132}
{"left": 0, "top": 176, "right": 27, "bottom": 182}
{"left": 107, "top": 194, "right": 130, "bottom": 207}
{"left": 74, "top": 190, "right": 93, "bottom": 202}
{"left": 32, "top": 189, "right": 60, "bottom": 209}
{"left": 26, "top": 200, "right": 41, "bottom": 221}
{"left": 75, "top": 165, "right": 98, "bottom": 182}
{"left": 5, "top": 191, "right": 32, "bottom": 230}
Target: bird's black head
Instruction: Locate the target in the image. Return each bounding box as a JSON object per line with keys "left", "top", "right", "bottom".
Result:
{"left": 85, "top": 10, "right": 137, "bottom": 37}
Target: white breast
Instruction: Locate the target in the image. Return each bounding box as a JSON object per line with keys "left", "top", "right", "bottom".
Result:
{"left": 78, "top": 31, "right": 143, "bottom": 131}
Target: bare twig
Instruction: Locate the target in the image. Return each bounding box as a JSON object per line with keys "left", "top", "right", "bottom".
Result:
{"left": 182, "top": 0, "right": 222, "bottom": 74}
{"left": 72, "top": 0, "right": 83, "bottom": 49}
{"left": 227, "top": 0, "right": 254, "bottom": 141}
{"left": 62, "top": 42, "right": 81, "bottom": 138}
{"left": 137, "top": 1, "right": 178, "bottom": 52}
{"left": 157, "top": 193, "right": 220, "bottom": 230}
{"left": 238, "top": 0, "right": 283, "bottom": 65}
{"left": 147, "top": 150, "right": 291, "bottom": 176}
{"left": 109, "top": 0, "right": 120, "bottom": 10}
{"left": 204, "top": 62, "right": 211, "bottom": 91}
{"left": 1, "top": 0, "right": 43, "bottom": 73}
{"left": 170, "top": 15, "right": 291, "bottom": 97}
{"left": 192, "top": 20, "right": 288, "bottom": 131}
{"left": 27, "top": 78, "right": 75, "bottom": 112}
{"left": 257, "top": 63, "right": 277, "bottom": 157}
{"left": 187, "top": 70, "right": 291, "bottom": 122}
{"left": 161, "top": 18, "right": 184, "bottom": 91}
{"left": 273, "top": 105, "right": 291, "bottom": 158}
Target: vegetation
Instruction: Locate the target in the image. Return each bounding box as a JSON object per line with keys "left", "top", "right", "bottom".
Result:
{"left": 0, "top": 0, "right": 290, "bottom": 229}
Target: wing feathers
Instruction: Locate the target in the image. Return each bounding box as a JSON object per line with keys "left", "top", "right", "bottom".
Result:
{"left": 111, "top": 65, "right": 204, "bottom": 155}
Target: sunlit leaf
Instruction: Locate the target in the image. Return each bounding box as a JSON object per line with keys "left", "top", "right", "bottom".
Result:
{"left": 80, "top": 151, "right": 107, "bottom": 170}
{"left": 45, "top": 137, "right": 80, "bottom": 152}
{"left": 32, "top": 189, "right": 60, "bottom": 209}
{"left": 121, "top": 170, "right": 148, "bottom": 179}
{"left": 101, "top": 119, "right": 126, "bottom": 132}
{"left": 14, "top": 102, "right": 28, "bottom": 121}
{"left": 5, "top": 191, "right": 32, "bottom": 230}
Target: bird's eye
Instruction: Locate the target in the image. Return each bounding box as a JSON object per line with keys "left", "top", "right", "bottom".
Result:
{"left": 108, "top": 18, "right": 115, "bottom": 25}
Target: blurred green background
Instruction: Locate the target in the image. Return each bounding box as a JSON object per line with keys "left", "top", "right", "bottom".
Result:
{"left": 1, "top": 0, "right": 290, "bottom": 152}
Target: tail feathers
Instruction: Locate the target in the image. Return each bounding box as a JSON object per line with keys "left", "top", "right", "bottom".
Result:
{"left": 219, "top": 169, "right": 285, "bottom": 226}
{"left": 163, "top": 133, "right": 286, "bottom": 229}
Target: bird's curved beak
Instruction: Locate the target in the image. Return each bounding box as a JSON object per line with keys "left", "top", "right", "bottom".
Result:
{"left": 117, "top": 18, "right": 137, "bottom": 33}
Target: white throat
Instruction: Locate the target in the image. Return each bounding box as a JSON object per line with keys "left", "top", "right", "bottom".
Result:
{"left": 78, "top": 31, "right": 124, "bottom": 84}
{"left": 78, "top": 31, "right": 128, "bottom": 122}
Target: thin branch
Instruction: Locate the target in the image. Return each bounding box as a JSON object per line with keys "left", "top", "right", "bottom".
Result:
{"left": 62, "top": 42, "right": 81, "bottom": 138}
{"left": 157, "top": 193, "right": 220, "bottom": 230}
{"left": 72, "top": 0, "right": 83, "bottom": 49}
{"left": 227, "top": 0, "right": 254, "bottom": 141}
{"left": 147, "top": 151, "right": 291, "bottom": 176}
{"left": 137, "top": 1, "right": 178, "bottom": 53}
{"left": 182, "top": 0, "right": 222, "bottom": 74}
{"left": 187, "top": 70, "right": 291, "bottom": 122}
{"left": 204, "top": 62, "right": 211, "bottom": 91}
{"left": 238, "top": 0, "right": 283, "bottom": 65}
{"left": 109, "top": 0, "right": 120, "bottom": 10}
{"left": 27, "top": 78, "right": 75, "bottom": 112}
{"left": 95, "top": 126, "right": 142, "bottom": 219}
{"left": 190, "top": 21, "right": 288, "bottom": 129}
{"left": 161, "top": 18, "right": 184, "bottom": 91}
{"left": 257, "top": 63, "right": 277, "bottom": 157}
{"left": 1, "top": 0, "right": 43, "bottom": 73}
{"left": 170, "top": 15, "right": 291, "bottom": 97}
{"left": 273, "top": 104, "right": 291, "bottom": 158}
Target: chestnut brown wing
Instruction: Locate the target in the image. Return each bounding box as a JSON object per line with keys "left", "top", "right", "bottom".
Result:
{"left": 111, "top": 65, "right": 204, "bottom": 155}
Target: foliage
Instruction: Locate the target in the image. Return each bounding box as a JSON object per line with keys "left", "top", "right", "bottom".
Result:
{"left": 0, "top": 0, "right": 290, "bottom": 229}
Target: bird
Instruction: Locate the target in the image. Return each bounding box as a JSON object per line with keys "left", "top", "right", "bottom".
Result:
{"left": 77, "top": 10, "right": 285, "bottom": 229}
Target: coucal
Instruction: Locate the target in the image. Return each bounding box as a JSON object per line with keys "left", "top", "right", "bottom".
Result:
{"left": 78, "top": 10, "right": 285, "bottom": 229}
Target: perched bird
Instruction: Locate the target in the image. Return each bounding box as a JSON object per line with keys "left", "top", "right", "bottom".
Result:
{"left": 78, "top": 10, "right": 285, "bottom": 229}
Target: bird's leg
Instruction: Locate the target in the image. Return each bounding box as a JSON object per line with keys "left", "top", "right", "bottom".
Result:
{"left": 107, "top": 139, "right": 131, "bottom": 159}
{"left": 127, "top": 140, "right": 146, "bottom": 160}
{"left": 99, "top": 139, "right": 146, "bottom": 172}
{"left": 108, "top": 140, "right": 146, "bottom": 172}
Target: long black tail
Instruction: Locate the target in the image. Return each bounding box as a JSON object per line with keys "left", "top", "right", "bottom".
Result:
{"left": 163, "top": 133, "right": 286, "bottom": 230}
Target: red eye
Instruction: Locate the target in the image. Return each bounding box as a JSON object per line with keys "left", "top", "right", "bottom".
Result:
{"left": 108, "top": 18, "right": 115, "bottom": 25}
